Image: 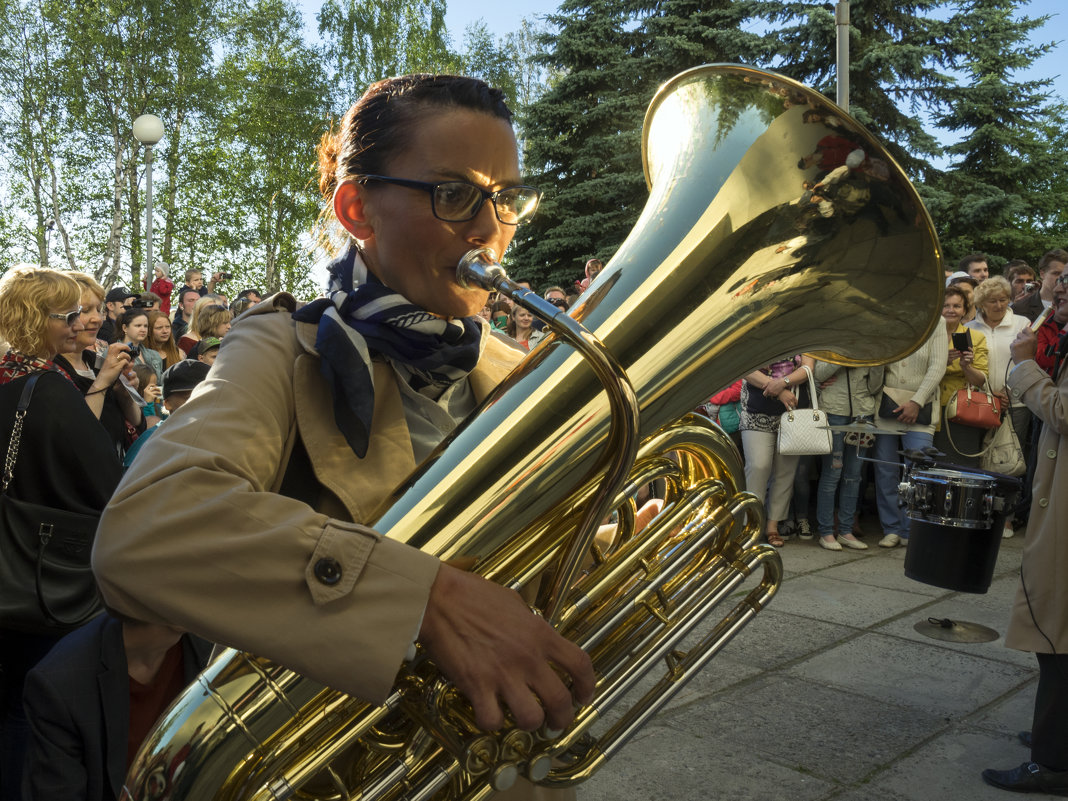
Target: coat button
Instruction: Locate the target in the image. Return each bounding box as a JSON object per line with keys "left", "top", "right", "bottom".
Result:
{"left": 1038, "top": 498, "right": 1049, "bottom": 508}
{"left": 1048, "top": 450, "right": 1057, "bottom": 459}
{"left": 314, "top": 558, "right": 342, "bottom": 585}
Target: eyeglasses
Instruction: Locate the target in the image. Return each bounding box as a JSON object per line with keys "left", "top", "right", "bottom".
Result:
{"left": 355, "top": 175, "right": 542, "bottom": 226}
{"left": 48, "top": 309, "right": 81, "bottom": 326}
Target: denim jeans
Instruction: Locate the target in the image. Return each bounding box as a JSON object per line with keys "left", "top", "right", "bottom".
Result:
{"left": 873, "top": 429, "right": 934, "bottom": 537}
{"left": 816, "top": 413, "right": 865, "bottom": 536}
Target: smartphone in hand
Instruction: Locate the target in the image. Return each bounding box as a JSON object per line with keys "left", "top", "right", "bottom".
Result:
{"left": 951, "top": 331, "right": 972, "bottom": 352}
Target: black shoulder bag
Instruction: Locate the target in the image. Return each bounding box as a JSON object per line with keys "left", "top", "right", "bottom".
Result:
{"left": 0, "top": 372, "right": 103, "bottom": 633}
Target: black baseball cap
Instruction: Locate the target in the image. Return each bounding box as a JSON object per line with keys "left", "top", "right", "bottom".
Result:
{"left": 161, "top": 359, "right": 211, "bottom": 399}
{"left": 105, "top": 286, "right": 137, "bottom": 303}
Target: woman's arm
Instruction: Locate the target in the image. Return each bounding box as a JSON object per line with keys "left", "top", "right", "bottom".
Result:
{"left": 913, "top": 327, "right": 949, "bottom": 406}
{"left": 763, "top": 355, "right": 815, "bottom": 398}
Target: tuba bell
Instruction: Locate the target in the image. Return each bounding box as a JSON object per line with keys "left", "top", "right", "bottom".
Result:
{"left": 123, "top": 64, "right": 943, "bottom": 800}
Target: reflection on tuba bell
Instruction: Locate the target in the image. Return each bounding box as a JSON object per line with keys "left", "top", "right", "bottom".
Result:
{"left": 123, "top": 64, "right": 943, "bottom": 800}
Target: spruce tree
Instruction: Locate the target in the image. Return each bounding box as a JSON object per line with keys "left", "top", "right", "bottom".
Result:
{"left": 509, "top": 0, "right": 650, "bottom": 287}
{"left": 760, "top": 0, "right": 953, "bottom": 180}
{"left": 923, "top": 0, "right": 1062, "bottom": 265}
{"left": 511, "top": 0, "right": 772, "bottom": 287}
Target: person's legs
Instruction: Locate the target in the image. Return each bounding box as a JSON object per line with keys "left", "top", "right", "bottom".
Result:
{"left": 874, "top": 430, "right": 933, "bottom": 545}
{"left": 982, "top": 652, "right": 1068, "bottom": 794}
{"left": 816, "top": 415, "right": 847, "bottom": 545}
{"left": 742, "top": 430, "right": 778, "bottom": 542}
{"left": 873, "top": 432, "right": 904, "bottom": 536}
{"left": 791, "top": 455, "right": 815, "bottom": 537}
{"left": 1032, "top": 653, "right": 1068, "bottom": 771}
{"left": 766, "top": 450, "right": 800, "bottom": 524}
{"left": 837, "top": 440, "right": 864, "bottom": 536}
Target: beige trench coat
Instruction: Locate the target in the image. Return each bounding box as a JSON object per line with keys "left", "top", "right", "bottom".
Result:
{"left": 93, "top": 294, "right": 523, "bottom": 702}
{"left": 1004, "top": 358, "right": 1068, "bottom": 653}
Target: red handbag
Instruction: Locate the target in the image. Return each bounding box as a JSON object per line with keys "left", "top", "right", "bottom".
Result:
{"left": 945, "top": 385, "right": 1002, "bottom": 429}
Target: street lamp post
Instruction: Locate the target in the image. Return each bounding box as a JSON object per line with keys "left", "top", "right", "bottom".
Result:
{"left": 835, "top": 1, "right": 850, "bottom": 112}
{"left": 132, "top": 114, "right": 165, "bottom": 281}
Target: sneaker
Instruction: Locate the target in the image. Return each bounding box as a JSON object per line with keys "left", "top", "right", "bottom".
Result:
{"left": 796, "top": 519, "right": 814, "bottom": 540}
{"left": 879, "top": 534, "right": 901, "bottom": 548}
{"left": 1003, "top": 526, "right": 1015, "bottom": 539}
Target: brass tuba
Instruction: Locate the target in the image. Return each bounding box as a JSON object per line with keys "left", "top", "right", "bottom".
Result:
{"left": 123, "top": 65, "right": 942, "bottom": 800}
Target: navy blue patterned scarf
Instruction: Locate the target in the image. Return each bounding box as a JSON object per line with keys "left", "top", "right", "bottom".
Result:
{"left": 293, "top": 247, "right": 483, "bottom": 458}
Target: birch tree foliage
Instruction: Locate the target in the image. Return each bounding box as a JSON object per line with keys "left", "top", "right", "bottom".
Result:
{"left": 215, "top": 0, "right": 330, "bottom": 295}
{"left": 317, "top": 0, "right": 458, "bottom": 106}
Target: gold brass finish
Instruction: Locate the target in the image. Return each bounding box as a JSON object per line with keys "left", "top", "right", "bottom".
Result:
{"left": 122, "top": 64, "right": 943, "bottom": 801}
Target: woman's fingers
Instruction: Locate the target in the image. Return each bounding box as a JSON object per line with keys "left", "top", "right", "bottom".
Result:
{"left": 419, "top": 565, "right": 595, "bottom": 733}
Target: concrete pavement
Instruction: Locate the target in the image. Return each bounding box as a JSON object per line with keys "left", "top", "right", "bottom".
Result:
{"left": 582, "top": 525, "right": 1039, "bottom": 800}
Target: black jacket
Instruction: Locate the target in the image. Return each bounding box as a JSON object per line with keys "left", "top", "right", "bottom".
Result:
{"left": 21, "top": 615, "right": 213, "bottom": 801}
{"left": 0, "top": 371, "right": 121, "bottom": 514}
{"left": 54, "top": 353, "right": 139, "bottom": 460}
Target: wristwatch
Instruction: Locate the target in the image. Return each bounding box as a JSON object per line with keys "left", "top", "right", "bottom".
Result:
{"left": 784, "top": 376, "right": 791, "bottom": 386}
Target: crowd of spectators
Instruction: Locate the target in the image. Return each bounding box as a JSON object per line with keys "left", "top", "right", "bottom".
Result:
{"left": 0, "top": 244, "right": 1064, "bottom": 799}
{"left": 698, "top": 249, "right": 1068, "bottom": 551}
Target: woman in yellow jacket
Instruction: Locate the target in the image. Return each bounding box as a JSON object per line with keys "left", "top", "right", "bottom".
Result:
{"left": 935, "top": 284, "right": 990, "bottom": 468}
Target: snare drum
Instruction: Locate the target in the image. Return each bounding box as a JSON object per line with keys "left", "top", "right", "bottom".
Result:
{"left": 900, "top": 467, "right": 998, "bottom": 529}
{"left": 900, "top": 466, "right": 1022, "bottom": 594}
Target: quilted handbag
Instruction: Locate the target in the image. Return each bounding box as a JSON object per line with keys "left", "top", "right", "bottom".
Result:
{"left": 945, "top": 385, "right": 1002, "bottom": 430}
{"left": 777, "top": 365, "right": 832, "bottom": 456}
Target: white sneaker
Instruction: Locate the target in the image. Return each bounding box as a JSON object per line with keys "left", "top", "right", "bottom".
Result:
{"left": 1002, "top": 527, "right": 1015, "bottom": 539}
{"left": 879, "top": 534, "right": 901, "bottom": 548}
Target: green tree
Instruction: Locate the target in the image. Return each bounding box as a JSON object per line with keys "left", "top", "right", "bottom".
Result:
{"left": 318, "top": 0, "right": 457, "bottom": 105}
{"left": 760, "top": 0, "right": 953, "bottom": 180}
{"left": 922, "top": 0, "right": 1062, "bottom": 265}
{"left": 215, "top": 0, "right": 331, "bottom": 295}
{"left": 643, "top": 0, "right": 770, "bottom": 78}
{"left": 509, "top": 0, "right": 651, "bottom": 287}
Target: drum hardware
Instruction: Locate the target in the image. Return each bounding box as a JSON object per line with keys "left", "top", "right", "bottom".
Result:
{"left": 913, "top": 617, "right": 999, "bottom": 644}
{"left": 897, "top": 463, "right": 1022, "bottom": 641}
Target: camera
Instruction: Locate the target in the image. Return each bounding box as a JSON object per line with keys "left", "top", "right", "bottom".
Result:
{"left": 218, "top": 272, "right": 233, "bottom": 281}
{"left": 549, "top": 297, "right": 569, "bottom": 310}
{"left": 125, "top": 344, "right": 140, "bottom": 358}
{"left": 1023, "top": 281, "right": 1039, "bottom": 294}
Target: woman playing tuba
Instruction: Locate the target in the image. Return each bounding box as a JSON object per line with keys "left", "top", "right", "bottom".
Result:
{"left": 92, "top": 74, "right": 595, "bottom": 782}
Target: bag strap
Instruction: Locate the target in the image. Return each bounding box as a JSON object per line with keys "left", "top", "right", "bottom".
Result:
{"left": 847, "top": 368, "right": 854, "bottom": 419}
{"left": 801, "top": 364, "right": 820, "bottom": 411}
{"left": 942, "top": 400, "right": 996, "bottom": 459}
{"left": 1, "top": 372, "right": 43, "bottom": 495}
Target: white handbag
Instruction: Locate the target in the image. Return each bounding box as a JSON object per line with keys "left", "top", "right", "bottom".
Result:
{"left": 980, "top": 415, "right": 1026, "bottom": 476}
{"left": 777, "top": 365, "right": 833, "bottom": 456}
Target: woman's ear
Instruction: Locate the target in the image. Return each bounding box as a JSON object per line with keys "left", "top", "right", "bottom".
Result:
{"left": 333, "top": 181, "right": 374, "bottom": 240}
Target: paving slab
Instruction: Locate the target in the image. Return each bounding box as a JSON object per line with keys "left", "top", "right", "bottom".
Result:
{"left": 582, "top": 719, "right": 837, "bottom": 801}
{"left": 870, "top": 729, "right": 1038, "bottom": 801}
{"left": 971, "top": 684, "right": 1039, "bottom": 738}
{"left": 784, "top": 632, "right": 1035, "bottom": 719}
{"left": 662, "top": 675, "right": 946, "bottom": 785}
{"left": 815, "top": 550, "right": 945, "bottom": 597}
{"left": 773, "top": 573, "right": 934, "bottom": 630}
